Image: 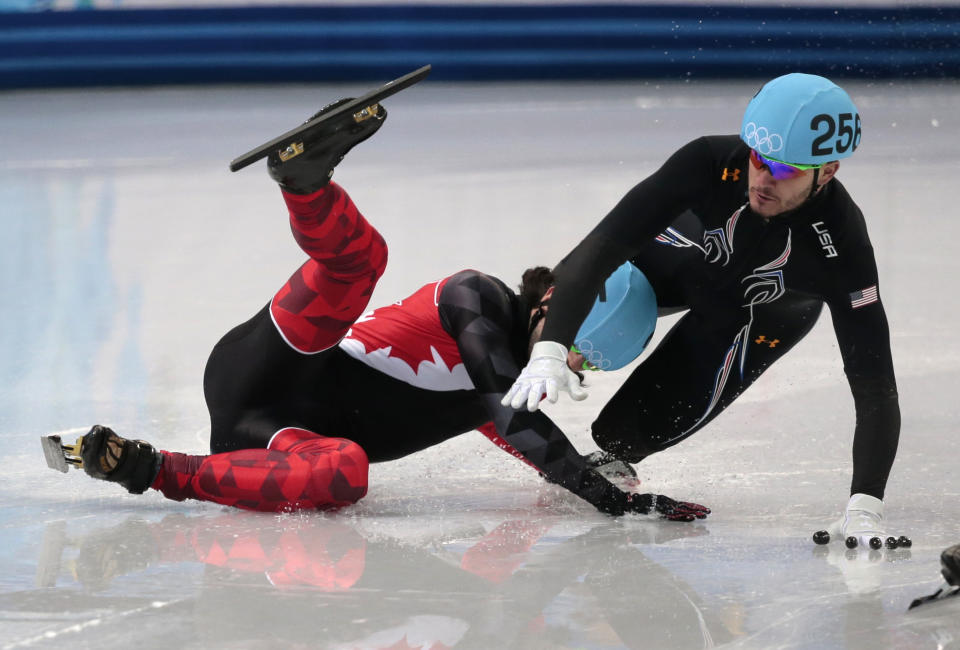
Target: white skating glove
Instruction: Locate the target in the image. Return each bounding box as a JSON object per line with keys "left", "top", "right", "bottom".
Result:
{"left": 501, "top": 341, "right": 588, "bottom": 412}
{"left": 829, "top": 493, "right": 886, "bottom": 549}
{"left": 813, "top": 493, "right": 911, "bottom": 550}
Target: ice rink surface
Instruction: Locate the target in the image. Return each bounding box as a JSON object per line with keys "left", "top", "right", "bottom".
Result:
{"left": 1, "top": 75, "right": 958, "bottom": 649}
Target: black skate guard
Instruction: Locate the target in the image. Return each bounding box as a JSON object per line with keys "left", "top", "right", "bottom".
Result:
{"left": 229, "top": 65, "right": 431, "bottom": 173}
{"left": 908, "top": 544, "right": 960, "bottom": 610}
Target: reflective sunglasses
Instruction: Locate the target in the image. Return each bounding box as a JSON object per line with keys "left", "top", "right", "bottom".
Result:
{"left": 749, "top": 149, "right": 822, "bottom": 180}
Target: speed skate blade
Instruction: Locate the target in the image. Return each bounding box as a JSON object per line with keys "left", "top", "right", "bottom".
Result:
{"left": 41, "top": 434, "right": 83, "bottom": 473}
{"left": 229, "top": 64, "right": 431, "bottom": 172}
{"left": 909, "top": 582, "right": 959, "bottom": 610}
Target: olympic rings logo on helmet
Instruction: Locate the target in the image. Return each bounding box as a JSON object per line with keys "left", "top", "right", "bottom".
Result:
{"left": 573, "top": 339, "right": 613, "bottom": 371}
{"left": 742, "top": 122, "right": 784, "bottom": 156}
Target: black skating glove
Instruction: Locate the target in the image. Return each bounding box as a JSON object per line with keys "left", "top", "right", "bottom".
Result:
{"left": 80, "top": 425, "right": 161, "bottom": 494}
{"left": 579, "top": 469, "right": 710, "bottom": 520}
{"left": 625, "top": 494, "right": 711, "bottom": 521}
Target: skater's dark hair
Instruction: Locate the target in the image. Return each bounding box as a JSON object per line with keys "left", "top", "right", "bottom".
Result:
{"left": 520, "top": 266, "right": 552, "bottom": 348}
{"left": 519, "top": 266, "right": 554, "bottom": 308}
{"left": 519, "top": 266, "right": 584, "bottom": 382}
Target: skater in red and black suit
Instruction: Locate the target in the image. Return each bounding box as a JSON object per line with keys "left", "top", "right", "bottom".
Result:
{"left": 77, "top": 98, "right": 707, "bottom": 521}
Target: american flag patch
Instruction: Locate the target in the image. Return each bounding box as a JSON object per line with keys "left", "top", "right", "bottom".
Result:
{"left": 850, "top": 285, "right": 879, "bottom": 309}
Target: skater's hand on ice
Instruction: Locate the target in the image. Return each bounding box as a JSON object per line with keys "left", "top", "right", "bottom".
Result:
{"left": 626, "top": 493, "right": 711, "bottom": 522}
{"left": 581, "top": 470, "right": 708, "bottom": 520}
{"left": 501, "top": 341, "right": 587, "bottom": 412}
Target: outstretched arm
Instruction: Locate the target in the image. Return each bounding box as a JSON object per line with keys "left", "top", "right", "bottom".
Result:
{"left": 438, "top": 271, "right": 707, "bottom": 520}
{"left": 829, "top": 296, "right": 900, "bottom": 499}
{"left": 823, "top": 254, "right": 902, "bottom": 548}
{"left": 504, "top": 138, "right": 716, "bottom": 412}
{"left": 543, "top": 136, "right": 716, "bottom": 348}
{"left": 438, "top": 271, "right": 621, "bottom": 511}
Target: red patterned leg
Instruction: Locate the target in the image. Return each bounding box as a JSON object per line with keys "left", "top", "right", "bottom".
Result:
{"left": 460, "top": 520, "right": 552, "bottom": 584}
{"left": 271, "top": 182, "right": 388, "bottom": 353}
{"left": 151, "top": 516, "right": 367, "bottom": 590}
{"left": 152, "top": 428, "right": 369, "bottom": 512}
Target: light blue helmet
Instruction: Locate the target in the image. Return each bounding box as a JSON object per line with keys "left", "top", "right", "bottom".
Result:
{"left": 574, "top": 262, "right": 657, "bottom": 371}
{"left": 740, "top": 73, "right": 861, "bottom": 165}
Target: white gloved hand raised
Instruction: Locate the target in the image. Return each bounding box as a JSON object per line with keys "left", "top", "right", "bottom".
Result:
{"left": 501, "top": 341, "right": 588, "bottom": 412}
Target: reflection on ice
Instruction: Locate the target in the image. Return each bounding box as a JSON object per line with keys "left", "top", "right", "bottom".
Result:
{"left": 29, "top": 513, "right": 730, "bottom": 649}
{"left": 16, "top": 510, "right": 956, "bottom": 649}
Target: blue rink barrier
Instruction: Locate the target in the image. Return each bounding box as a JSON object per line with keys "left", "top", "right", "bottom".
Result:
{"left": 0, "top": 4, "right": 958, "bottom": 88}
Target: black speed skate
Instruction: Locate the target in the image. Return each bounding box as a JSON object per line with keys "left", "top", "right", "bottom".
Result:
{"left": 229, "top": 64, "right": 431, "bottom": 185}
{"left": 909, "top": 543, "right": 960, "bottom": 610}
{"left": 41, "top": 426, "right": 161, "bottom": 494}
{"left": 79, "top": 425, "right": 162, "bottom": 494}
{"left": 267, "top": 98, "right": 387, "bottom": 194}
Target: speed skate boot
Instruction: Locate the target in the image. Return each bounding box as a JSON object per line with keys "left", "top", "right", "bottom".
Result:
{"left": 80, "top": 425, "right": 162, "bottom": 495}
{"left": 267, "top": 98, "right": 387, "bottom": 194}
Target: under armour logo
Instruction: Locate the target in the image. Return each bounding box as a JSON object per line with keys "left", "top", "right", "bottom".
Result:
{"left": 754, "top": 335, "right": 779, "bottom": 348}
{"left": 722, "top": 167, "right": 741, "bottom": 182}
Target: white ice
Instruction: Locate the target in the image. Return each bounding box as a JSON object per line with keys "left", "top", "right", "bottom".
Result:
{"left": 1, "top": 77, "right": 959, "bottom": 649}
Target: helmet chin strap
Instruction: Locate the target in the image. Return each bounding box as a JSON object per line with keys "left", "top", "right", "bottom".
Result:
{"left": 808, "top": 167, "right": 822, "bottom": 200}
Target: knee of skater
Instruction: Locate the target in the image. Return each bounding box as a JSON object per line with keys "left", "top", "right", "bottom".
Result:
{"left": 330, "top": 234, "right": 388, "bottom": 284}
{"left": 341, "top": 438, "right": 369, "bottom": 475}
{"left": 361, "top": 230, "right": 387, "bottom": 276}
{"left": 371, "top": 236, "right": 388, "bottom": 280}
{"left": 329, "top": 439, "right": 370, "bottom": 505}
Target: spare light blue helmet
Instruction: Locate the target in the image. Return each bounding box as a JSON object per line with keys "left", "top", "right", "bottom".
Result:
{"left": 740, "top": 73, "right": 860, "bottom": 165}
{"left": 574, "top": 262, "right": 657, "bottom": 371}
